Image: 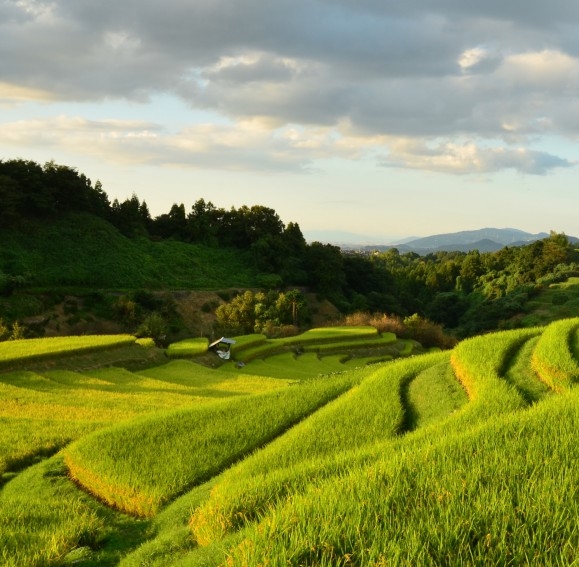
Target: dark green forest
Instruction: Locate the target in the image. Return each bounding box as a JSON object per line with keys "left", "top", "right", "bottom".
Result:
{"left": 1, "top": 158, "right": 579, "bottom": 340}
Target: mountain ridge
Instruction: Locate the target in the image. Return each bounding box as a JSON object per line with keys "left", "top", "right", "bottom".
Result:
{"left": 397, "top": 228, "right": 550, "bottom": 249}
{"left": 334, "top": 228, "right": 577, "bottom": 254}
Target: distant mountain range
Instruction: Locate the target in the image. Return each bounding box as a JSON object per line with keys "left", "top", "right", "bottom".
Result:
{"left": 313, "top": 228, "right": 578, "bottom": 254}
{"left": 384, "top": 228, "right": 552, "bottom": 254}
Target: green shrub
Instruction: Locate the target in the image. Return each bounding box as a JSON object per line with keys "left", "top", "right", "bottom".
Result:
{"left": 552, "top": 292, "right": 569, "bottom": 305}
{"left": 136, "top": 313, "right": 168, "bottom": 346}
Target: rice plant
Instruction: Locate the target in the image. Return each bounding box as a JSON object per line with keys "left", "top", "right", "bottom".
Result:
{"left": 166, "top": 337, "right": 209, "bottom": 358}
{"left": 0, "top": 334, "right": 136, "bottom": 367}
{"left": 226, "top": 387, "right": 579, "bottom": 566}
{"left": 190, "top": 353, "right": 448, "bottom": 545}
{"left": 531, "top": 317, "right": 579, "bottom": 391}
{"left": 65, "top": 374, "right": 357, "bottom": 517}
{"left": 450, "top": 327, "right": 542, "bottom": 419}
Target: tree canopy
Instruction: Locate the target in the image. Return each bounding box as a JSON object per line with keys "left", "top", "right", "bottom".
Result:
{"left": 2, "top": 158, "right": 578, "bottom": 339}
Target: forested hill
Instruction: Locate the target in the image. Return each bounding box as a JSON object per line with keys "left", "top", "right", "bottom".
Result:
{"left": 1, "top": 158, "right": 579, "bottom": 339}
{"left": 0, "top": 158, "right": 311, "bottom": 288}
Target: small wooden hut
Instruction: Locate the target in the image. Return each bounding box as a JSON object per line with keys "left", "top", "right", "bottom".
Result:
{"left": 208, "top": 337, "right": 236, "bottom": 360}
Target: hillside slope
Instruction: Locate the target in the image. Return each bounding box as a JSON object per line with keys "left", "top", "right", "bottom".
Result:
{"left": 3, "top": 320, "right": 579, "bottom": 565}
{"left": 0, "top": 213, "right": 260, "bottom": 290}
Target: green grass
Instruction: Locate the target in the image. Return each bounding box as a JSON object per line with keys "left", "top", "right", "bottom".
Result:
{"left": 226, "top": 386, "right": 579, "bottom": 565}
{"left": 218, "top": 352, "right": 348, "bottom": 380}
{"left": 230, "top": 334, "right": 267, "bottom": 356}
{"left": 190, "top": 353, "right": 448, "bottom": 545}
{"left": 0, "top": 455, "right": 149, "bottom": 567}
{"left": 522, "top": 277, "right": 579, "bottom": 326}
{"left": 296, "top": 326, "right": 380, "bottom": 341}
{"left": 404, "top": 360, "right": 468, "bottom": 430}
{"left": 233, "top": 327, "right": 407, "bottom": 363}
{"left": 166, "top": 337, "right": 209, "bottom": 358}
{"left": 7, "top": 321, "right": 579, "bottom": 565}
{"left": 0, "top": 358, "right": 293, "bottom": 482}
{"left": 301, "top": 334, "right": 398, "bottom": 353}
{"left": 0, "top": 334, "right": 136, "bottom": 366}
{"left": 450, "top": 327, "right": 542, "bottom": 420}
{"left": 503, "top": 334, "right": 551, "bottom": 403}
{"left": 531, "top": 317, "right": 579, "bottom": 392}
{"left": 64, "top": 375, "right": 358, "bottom": 517}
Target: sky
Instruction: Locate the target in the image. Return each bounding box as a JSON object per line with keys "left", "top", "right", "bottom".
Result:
{"left": 1, "top": 1, "right": 579, "bottom": 243}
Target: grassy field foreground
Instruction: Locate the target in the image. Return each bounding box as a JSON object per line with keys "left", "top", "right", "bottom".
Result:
{"left": 1, "top": 321, "right": 579, "bottom": 565}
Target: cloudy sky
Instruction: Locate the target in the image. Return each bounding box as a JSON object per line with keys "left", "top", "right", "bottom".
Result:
{"left": 1, "top": 0, "right": 579, "bottom": 242}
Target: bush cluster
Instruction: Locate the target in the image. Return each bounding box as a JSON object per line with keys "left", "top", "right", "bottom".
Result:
{"left": 343, "top": 311, "right": 457, "bottom": 349}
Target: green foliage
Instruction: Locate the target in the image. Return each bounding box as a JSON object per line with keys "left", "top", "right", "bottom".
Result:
{"left": 402, "top": 313, "right": 457, "bottom": 349}
{"left": 190, "top": 354, "right": 446, "bottom": 545}
{"left": 4, "top": 158, "right": 579, "bottom": 340}
{"left": 227, "top": 388, "right": 579, "bottom": 566}
{"left": 405, "top": 361, "right": 468, "bottom": 430}
{"left": 0, "top": 456, "right": 108, "bottom": 567}
{"left": 0, "top": 318, "right": 9, "bottom": 341}
{"left": 232, "top": 326, "right": 390, "bottom": 363}
{"left": 215, "top": 289, "right": 309, "bottom": 335}
{"left": 5, "top": 320, "right": 579, "bottom": 564}
{"left": 306, "top": 242, "right": 346, "bottom": 297}
{"left": 451, "top": 328, "right": 538, "bottom": 407}
{"left": 229, "top": 334, "right": 267, "bottom": 356}
{"left": 136, "top": 312, "right": 169, "bottom": 345}
{"left": 8, "top": 321, "right": 26, "bottom": 340}
{"left": 370, "top": 232, "right": 579, "bottom": 337}
{"left": 0, "top": 213, "right": 260, "bottom": 290}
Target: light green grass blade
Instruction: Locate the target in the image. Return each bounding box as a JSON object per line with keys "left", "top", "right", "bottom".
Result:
{"left": 227, "top": 387, "right": 579, "bottom": 566}
{"left": 404, "top": 360, "right": 468, "bottom": 430}
{"left": 190, "top": 354, "right": 447, "bottom": 545}
{"left": 531, "top": 317, "right": 579, "bottom": 391}
{"left": 65, "top": 374, "right": 357, "bottom": 517}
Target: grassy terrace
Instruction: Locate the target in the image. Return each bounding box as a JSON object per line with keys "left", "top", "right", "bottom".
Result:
{"left": 166, "top": 337, "right": 209, "bottom": 358}
{"left": 230, "top": 326, "right": 419, "bottom": 362}
{"left": 0, "top": 334, "right": 136, "bottom": 367}
{"left": 1, "top": 320, "right": 579, "bottom": 565}
{"left": 531, "top": 317, "right": 579, "bottom": 392}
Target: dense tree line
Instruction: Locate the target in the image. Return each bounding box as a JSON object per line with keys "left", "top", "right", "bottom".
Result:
{"left": 361, "top": 232, "right": 579, "bottom": 336}
{"left": 2, "top": 158, "right": 578, "bottom": 338}
{"left": 0, "top": 159, "right": 309, "bottom": 286}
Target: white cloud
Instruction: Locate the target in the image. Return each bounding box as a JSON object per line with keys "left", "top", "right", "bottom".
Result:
{"left": 382, "top": 139, "right": 574, "bottom": 175}
{"left": 0, "top": 115, "right": 382, "bottom": 171}
{"left": 1, "top": 1, "right": 579, "bottom": 176}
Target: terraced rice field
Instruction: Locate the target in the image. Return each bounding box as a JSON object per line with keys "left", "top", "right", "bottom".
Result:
{"left": 1, "top": 320, "right": 579, "bottom": 566}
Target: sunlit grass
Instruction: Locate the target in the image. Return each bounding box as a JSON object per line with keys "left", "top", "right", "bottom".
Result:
{"left": 65, "top": 375, "right": 357, "bottom": 517}
{"left": 166, "top": 337, "right": 209, "bottom": 358}
{"left": 531, "top": 317, "right": 579, "bottom": 392}
{"left": 227, "top": 387, "right": 579, "bottom": 566}
{"left": 234, "top": 326, "right": 385, "bottom": 362}
{"left": 0, "top": 335, "right": 136, "bottom": 366}
{"left": 0, "top": 456, "right": 107, "bottom": 567}
{"left": 450, "top": 328, "right": 541, "bottom": 419}
{"left": 5, "top": 322, "right": 579, "bottom": 566}
{"left": 504, "top": 335, "right": 551, "bottom": 403}
{"left": 190, "top": 354, "right": 447, "bottom": 545}
{"left": 0, "top": 358, "right": 298, "bottom": 482}
{"left": 405, "top": 360, "right": 468, "bottom": 430}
